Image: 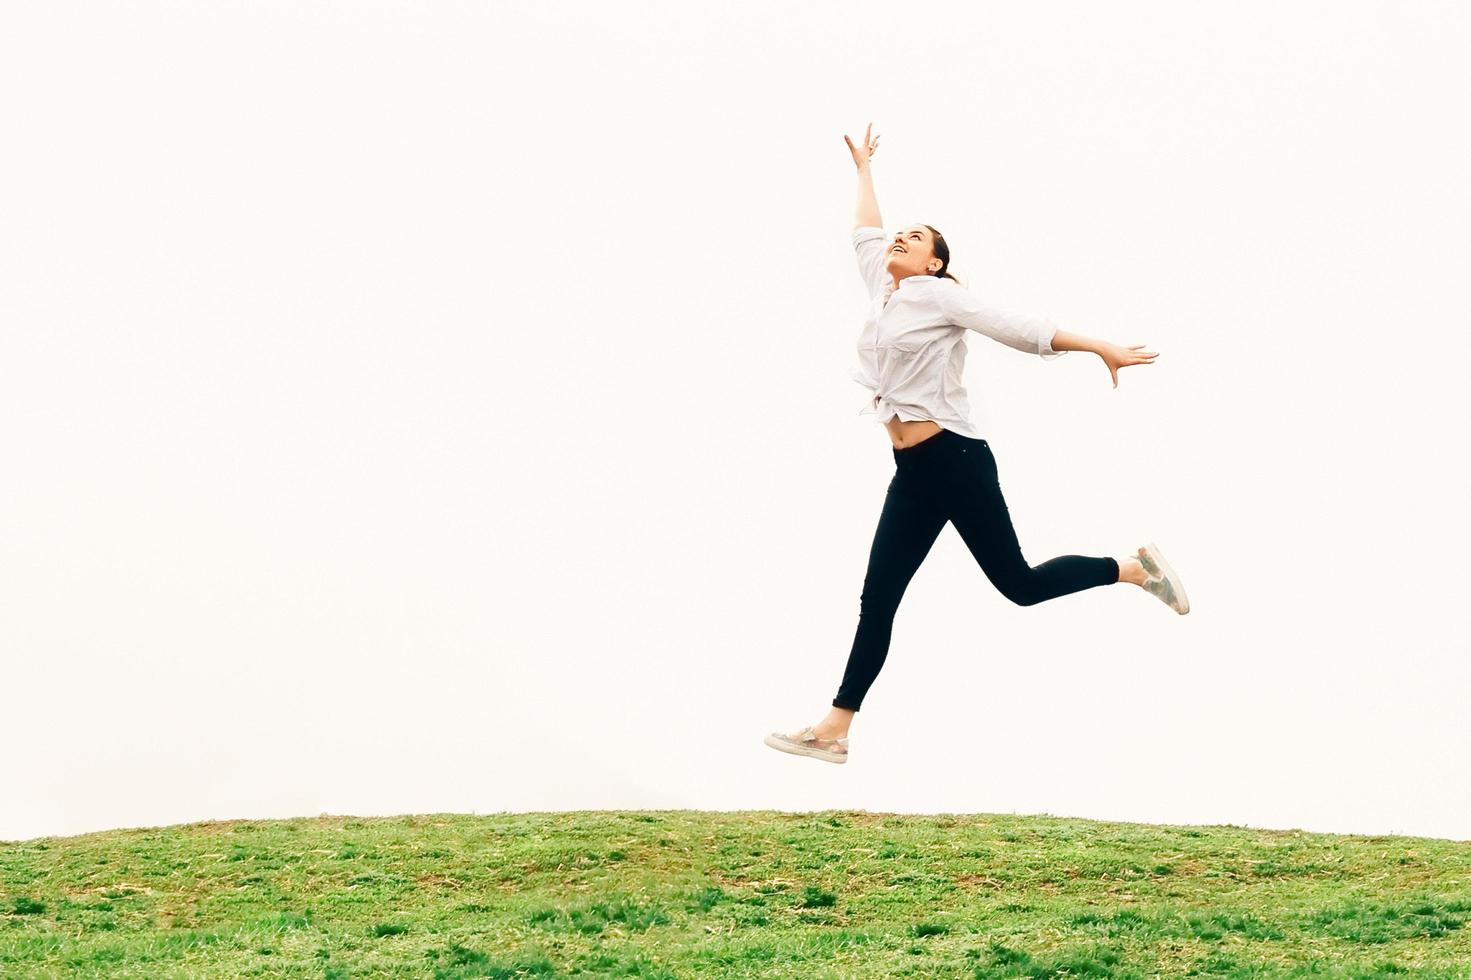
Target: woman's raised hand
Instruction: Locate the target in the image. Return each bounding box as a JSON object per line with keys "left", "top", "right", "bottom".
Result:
{"left": 1100, "top": 343, "right": 1158, "bottom": 388}
{"left": 844, "top": 122, "right": 880, "bottom": 170}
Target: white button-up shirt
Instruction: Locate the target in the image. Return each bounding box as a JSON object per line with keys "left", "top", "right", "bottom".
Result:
{"left": 849, "top": 225, "right": 1066, "bottom": 439}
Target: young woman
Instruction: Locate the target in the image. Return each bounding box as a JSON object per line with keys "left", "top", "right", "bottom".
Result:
{"left": 765, "top": 124, "right": 1190, "bottom": 766}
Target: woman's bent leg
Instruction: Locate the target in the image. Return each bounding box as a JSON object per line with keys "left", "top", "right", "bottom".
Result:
{"left": 945, "top": 441, "right": 1118, "bottom": 606}
{"left": 832, "top": 466, "right": 948, "bottom": 711}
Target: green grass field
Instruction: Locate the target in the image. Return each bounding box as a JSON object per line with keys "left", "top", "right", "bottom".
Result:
{"left": 3, "top": 810, "right": 1470, "bottom": 978}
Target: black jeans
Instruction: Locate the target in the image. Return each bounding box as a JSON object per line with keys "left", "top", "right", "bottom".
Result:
{"left": 833, "top": 428, "right": 1119, "bottom": 711}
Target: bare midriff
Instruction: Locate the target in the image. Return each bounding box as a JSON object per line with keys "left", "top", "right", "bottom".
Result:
{"left": 884, "top": 416, "right": 943, "bottom": 450}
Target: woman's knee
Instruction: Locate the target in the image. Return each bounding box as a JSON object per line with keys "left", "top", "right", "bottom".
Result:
{"left": 858, "top": 588, "right": 906, "bottom": 616}
{"left": 993, "top": 567, "right": 1044, "bottom": 606}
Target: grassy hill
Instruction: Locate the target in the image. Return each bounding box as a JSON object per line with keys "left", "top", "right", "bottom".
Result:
{"left": 3, "top": 810, "right": 1470, "bottom": 978}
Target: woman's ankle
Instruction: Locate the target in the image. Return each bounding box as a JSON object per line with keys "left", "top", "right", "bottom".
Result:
{"left": 813, "top": 707, "right": 855, "bottom": 739}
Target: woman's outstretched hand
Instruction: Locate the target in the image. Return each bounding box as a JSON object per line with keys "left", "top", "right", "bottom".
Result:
{"left": 1100, "top": 342, "right": 1158, "bottom": 388}
{"left": 844, "top": 122, "right": 880, "bottom": 170}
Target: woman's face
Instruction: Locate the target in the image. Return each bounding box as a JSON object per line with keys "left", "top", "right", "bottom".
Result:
{"left": 884, "top": 225, "right": 940, "bottom": 280}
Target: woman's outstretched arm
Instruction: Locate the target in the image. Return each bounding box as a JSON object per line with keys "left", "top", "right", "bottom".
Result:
{"left": 845, "top": 123, "right": 882, "bottom": 227}
{"left": 939, "top": 283, "right": 1159, "bottom": 388}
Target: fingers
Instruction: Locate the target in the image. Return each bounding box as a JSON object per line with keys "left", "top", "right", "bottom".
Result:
{"left": 847, "top": 128, "right": 880, "bottom": 160}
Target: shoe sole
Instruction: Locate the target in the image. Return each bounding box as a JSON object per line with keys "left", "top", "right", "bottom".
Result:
{"left": 763, "top": 734, "right": 848, "bottom": 764}
{"left": 1144, "top": 541, "right": 1190, "bottom": 615}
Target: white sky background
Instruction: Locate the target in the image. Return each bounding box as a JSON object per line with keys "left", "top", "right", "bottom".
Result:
{"left": 3, "top": 1, "right": 1469, "bottom": 843}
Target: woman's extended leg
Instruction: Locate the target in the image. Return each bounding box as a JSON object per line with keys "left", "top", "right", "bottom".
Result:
{"left": 944, "top": 440, "right": 1119, "bottom": 605}
{"left": 827, "top": 464, "right": 949, "bottom": 719}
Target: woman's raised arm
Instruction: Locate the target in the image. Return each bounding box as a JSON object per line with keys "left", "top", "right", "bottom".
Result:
{"left": 845, "top": 123, "right": 882, "bottom": 228}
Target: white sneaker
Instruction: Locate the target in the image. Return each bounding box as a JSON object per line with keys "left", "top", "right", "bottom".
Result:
{"left": 1138, "top": 542, "right": 1190, "bottom": 615}
{"left": 763, "top": 726, "right": 849, "bottom": 764}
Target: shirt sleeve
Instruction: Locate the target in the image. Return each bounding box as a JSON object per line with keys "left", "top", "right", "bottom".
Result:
{"left": 936, "top": 281, "right": 1066, "bottom": 360}
{"left": 851, "top": 226, "right": 890, "bottom": 300}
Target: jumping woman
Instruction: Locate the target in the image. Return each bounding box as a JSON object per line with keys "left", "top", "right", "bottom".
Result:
{"left": 765, "top": 123, "right": 1190, "bottom": 765}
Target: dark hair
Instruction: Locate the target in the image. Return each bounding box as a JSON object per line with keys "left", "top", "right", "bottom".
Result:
{"left": 922, "top": 223, "right": 964, "bottom": 287}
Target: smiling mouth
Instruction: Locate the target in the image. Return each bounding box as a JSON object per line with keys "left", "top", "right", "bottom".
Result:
{"left": 890, "top": 247, "right": 906, "bottom": 254}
